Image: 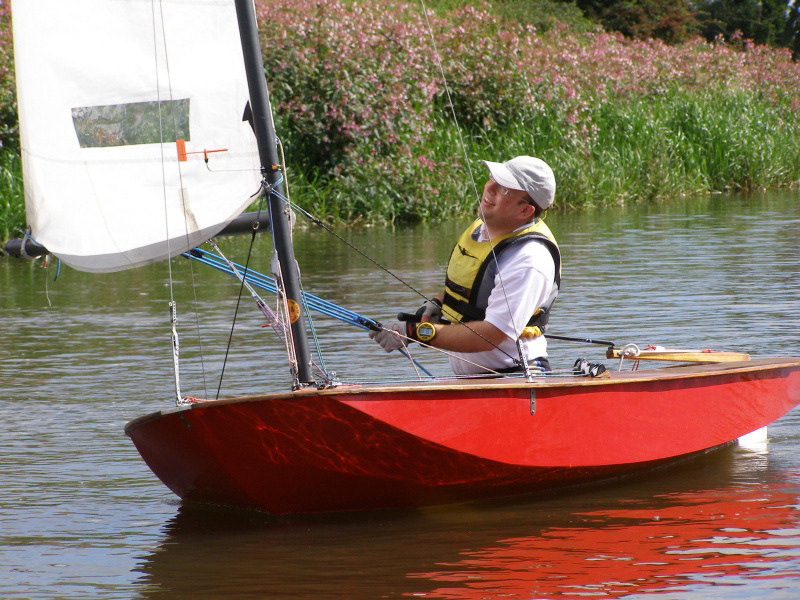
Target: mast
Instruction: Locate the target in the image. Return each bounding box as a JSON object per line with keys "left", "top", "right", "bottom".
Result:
{"left": 233, "top": 0, "right": 313, "bottom": 387}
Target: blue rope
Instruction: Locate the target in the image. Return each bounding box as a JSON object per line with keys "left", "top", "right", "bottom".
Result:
{"left": 296, "top": 270, "right": 330, "bottom": 377}
{"left": 182, "top": 247, "right": 434, "bottom": 378}
{"left": 184, "top": 247, "right": 379, "bottom": 330}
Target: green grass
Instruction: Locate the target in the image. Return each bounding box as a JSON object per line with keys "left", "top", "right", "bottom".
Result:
{"left": 3, "top": 87, "right": 799, "bottom": 239}
{"left": 279, "top": 88, "right": 800, "bottom": 224}
{"left": 0, "top": 150, "right": 24, "bottom": 241}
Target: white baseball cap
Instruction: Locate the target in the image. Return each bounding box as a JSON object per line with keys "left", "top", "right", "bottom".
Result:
{"left": 483, "top": 156, "right": 556, "bottom": 210}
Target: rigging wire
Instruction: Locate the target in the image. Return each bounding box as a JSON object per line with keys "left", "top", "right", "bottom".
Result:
{"left": 151, "top": 0, "right": 186, "bottom": 403}
{"left": 264, "top": 1, "right": 526, "bottom": 369}
{"left": 418, "top": 0, "right": 481, "bottom": 205}
{"left": 277, "top": 138, "right": 331, "bottom": 381}
{"left": 183, "top": 247, "right": 436, "bottom": 379}
{"left": 277, "top": 191, "right": 522, "bottom": 368}
{"left": 268, "top": 183, "right": 509, "bottom": 375}
{"left": 283, "top": 196, "right": 431, "bottom": 301}
{"left": 418, "top": 0, "right": 537, "bottom": 373}
{"left": 192, "top": 243, "right": 340, "bottom": 383}
{"left": 273, "top": 192, "right": 514, "bottom": 367}
{"left": 213, "top": 199, "right": 266, "bottom": 399}
{"left": 140, "top": 1, "right": 564, "bottom": 393}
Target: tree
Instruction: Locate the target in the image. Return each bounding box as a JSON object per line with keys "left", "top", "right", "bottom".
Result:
{"left": 573, "top": 0, "right": 698, "bottom": 43}
{"left": 493, "top": 0, "right": 596, "bottom": 34}
{"left": 572, "top": 0, "right": 798, "bottom": 58}
{"left": 693, "top": 0, "right": 791, "bottom": 47}
{"left": 784, "top": 0, "right": 800, "bottom": 59}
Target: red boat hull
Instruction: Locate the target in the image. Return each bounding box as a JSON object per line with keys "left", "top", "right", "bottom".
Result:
{"left": 125, "top": 359, "right": 800, "bottom": 514}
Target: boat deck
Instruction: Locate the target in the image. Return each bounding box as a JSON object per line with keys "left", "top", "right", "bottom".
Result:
{"left": 207, "top": 357, "right": 800, "bottom": 403}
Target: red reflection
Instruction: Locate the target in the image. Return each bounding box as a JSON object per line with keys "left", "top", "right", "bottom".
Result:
{"left": 408, "top": 485, "right": 800, "bottom": 598}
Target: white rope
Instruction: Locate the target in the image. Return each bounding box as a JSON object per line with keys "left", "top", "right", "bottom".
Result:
{"left": 418, "top": 0, "right": 482, "bottom": 206}
{"left": 418, "top": 1, "right": 532, "bottom": 373}
{"left": 268, "top": 253, "right": 300, "bottom": 374}
{"left": 208, "top": 240, "right": 293, "bottom": 350}
{"left": 386, "top": 327, "right": 544, "bottom": 377}
{"left": 150, "top": 0, "right": 186, "bottom": 404}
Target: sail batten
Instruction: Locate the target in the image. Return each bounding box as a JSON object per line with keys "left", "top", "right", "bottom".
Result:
{"left": 12, "top": 0, "right": 260, "bottom": 273}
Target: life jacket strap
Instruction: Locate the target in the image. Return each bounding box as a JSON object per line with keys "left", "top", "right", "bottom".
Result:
{"left": 443, "top": 292, "right": 485, "bottom": 322}
{"left": 443, "top": 297, "right": 552, "bottom": 331}
{"left": 444, "top": 277, "right": 470, "bottom": 298}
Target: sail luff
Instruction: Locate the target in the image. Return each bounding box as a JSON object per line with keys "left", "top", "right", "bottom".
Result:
{"left": 233, "top": 0, "right": 314, "bottom": 386}
{"left": 11, "top": 0, "right": 261, "bottom": 273}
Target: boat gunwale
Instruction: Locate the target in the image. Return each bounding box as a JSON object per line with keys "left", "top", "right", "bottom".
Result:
{"left": 124, "top": 357, "right": 800, "bottom": 433}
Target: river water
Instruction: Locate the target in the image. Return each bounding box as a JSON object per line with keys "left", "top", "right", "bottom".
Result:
{"left": 1, "top": 189, "right": 799, "bottom": 598}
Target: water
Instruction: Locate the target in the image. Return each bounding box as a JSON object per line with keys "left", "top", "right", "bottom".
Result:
{"left": 1, "top": 190, "right": 799, "bottom": 598}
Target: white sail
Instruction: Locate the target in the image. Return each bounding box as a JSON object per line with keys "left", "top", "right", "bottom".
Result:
{"left": 12, "top": 0, "right": 261, "bottom": 272}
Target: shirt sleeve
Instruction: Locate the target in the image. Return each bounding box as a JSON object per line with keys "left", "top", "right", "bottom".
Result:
{"left": 482, "top": 241, "right": 556, "bottom": 341}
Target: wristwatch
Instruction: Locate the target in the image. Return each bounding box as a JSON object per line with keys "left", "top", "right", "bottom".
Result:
{"left": 415, "top": 321, "right": 436, "bottom": 342}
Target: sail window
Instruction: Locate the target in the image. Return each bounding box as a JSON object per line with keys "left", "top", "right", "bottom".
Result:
{"left": 71, "top": 99, "right": 190, "bottom": 148}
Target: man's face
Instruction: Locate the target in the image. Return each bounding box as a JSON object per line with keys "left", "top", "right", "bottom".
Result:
{"left": 480, "top": 178, "right": 534, "bottom": 226}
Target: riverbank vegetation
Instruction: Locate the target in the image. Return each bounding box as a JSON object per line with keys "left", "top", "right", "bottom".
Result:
{"left": 0, "top": 151, "right": 23, "bottom": 242}
{"left": 259, "top": 0, "right": 800, "bottom": 222}
{"left": 2, "top": 0, "right": 800, "bottom": 236}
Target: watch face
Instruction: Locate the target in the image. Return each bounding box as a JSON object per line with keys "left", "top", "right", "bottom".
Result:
{"left": 417, "top": 322, "right": 435, "bottom": 341}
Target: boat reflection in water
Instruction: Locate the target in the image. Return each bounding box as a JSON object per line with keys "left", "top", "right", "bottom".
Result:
{"left": 412, "top": 480, "right": 800, "bottom": 596}
{"left": 134, "top": 442, "right": 800, "bottom": 598}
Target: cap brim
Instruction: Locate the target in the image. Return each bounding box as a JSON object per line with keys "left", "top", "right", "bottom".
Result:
{"left": 483, "top": 160, "right": 524, "bottom": 191}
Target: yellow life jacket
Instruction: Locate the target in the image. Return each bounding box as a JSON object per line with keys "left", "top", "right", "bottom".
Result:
{"left": 442, "top": 218, "right": 561, "bottom": 338}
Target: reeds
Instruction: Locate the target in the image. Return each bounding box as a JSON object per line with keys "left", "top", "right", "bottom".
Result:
{"left": 258, "top": 0, "right": 800, "bottom": 223}
{"left": 0, "top": 151, "right": 24, "bottom": 241}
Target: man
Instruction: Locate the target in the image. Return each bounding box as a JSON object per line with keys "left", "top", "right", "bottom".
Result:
{"left": 370, "top": 155, "right": 561, "bottom": 375}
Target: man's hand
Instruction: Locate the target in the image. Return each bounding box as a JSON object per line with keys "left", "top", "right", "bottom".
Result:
{"left": 416, "top": 298, "right": 442, "bottom": 323}
{"left": 369, "top": 321, "right": 408, "bottom": 353}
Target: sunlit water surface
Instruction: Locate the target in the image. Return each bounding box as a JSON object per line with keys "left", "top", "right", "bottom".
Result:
{"left": 1, "top": 190, "right": 799, "bottom": 598}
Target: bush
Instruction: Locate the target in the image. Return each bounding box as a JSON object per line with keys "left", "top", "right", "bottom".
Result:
{"left": 0, "top": 3, "right": 18, "bottom": 153}
{"left": 0, "top": 150, "right": 24, "bottom": 240}
{"left": 259, "top": 1, "right": 800, "bottom": 222}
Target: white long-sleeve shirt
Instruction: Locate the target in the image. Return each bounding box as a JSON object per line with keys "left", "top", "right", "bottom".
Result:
{"left": 448, "top": 224, "right": 556, "bottom": 375}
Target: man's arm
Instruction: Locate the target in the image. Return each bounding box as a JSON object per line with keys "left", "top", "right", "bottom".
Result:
{"left": 423, "top": 320, "right": 508, "bottom": 353}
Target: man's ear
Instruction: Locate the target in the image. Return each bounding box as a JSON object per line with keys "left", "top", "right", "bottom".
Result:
{"left": 521, "top": 202, "right": 536, "bottom": 221}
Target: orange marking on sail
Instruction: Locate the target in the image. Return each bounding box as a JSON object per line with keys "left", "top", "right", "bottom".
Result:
{"left": 176, "top": 139, "right": 187, "bottom": 162}
{"left": 176, "top": 140, "right": 228, "bottom": 163}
